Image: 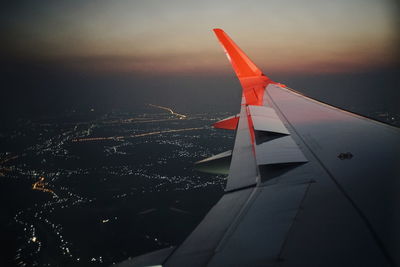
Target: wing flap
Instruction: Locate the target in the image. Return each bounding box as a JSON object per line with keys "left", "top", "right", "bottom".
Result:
{"left": 248, "top": 105, "right": 290, "bottom": 136}
{"left": 255, "top": 136, "right": 308, "bottom": 166}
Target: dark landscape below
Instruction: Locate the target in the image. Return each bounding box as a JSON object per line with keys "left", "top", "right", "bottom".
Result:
{"left": 1, "top": 68, "right": 399, "bottom": 267}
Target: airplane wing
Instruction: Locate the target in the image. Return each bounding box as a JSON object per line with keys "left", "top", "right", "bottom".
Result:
{"left": 119, "top": 29, "right": 400, "bottom": 267}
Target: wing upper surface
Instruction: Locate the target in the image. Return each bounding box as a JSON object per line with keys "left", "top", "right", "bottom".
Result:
{"left": 265, "top": 83, "right": 400, "bottom": 266}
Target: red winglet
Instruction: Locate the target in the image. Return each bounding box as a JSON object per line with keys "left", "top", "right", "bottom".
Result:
{"left": 213, "top": 29, "right": 272, "bottom": 106}
{"left": 213, "top": 28, "right": 262, "bottom": 78}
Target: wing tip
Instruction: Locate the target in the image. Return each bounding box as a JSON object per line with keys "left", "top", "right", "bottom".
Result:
{"left": 212, "top": 28, "right": 226, "bottom": 39}
{"left": 212, "top": 28, "right": 264, "bottom": 78}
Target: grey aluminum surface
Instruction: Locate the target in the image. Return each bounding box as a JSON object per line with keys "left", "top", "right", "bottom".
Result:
{"left": 248, "top": 105, "right": 290, "bottom": 135}
{"left": 266, "top": 83, "right": 400, "bottom": 266}
{"left": 207, "top": 182, "right": 310, "bottom": 267}
{"left": 224, "top": 97, "right": 259, "bottom": 191}
{"left": 248, "top": 105, "right": 279, "bottom": 118}
{"left": 255, "top": 135, "right": 308, "bottom": 166}
{"left": 251, "top": 115, "right": 290, "bottom": 135}
{"left": 164, "top": 188, "right": 254, "bottom": 267}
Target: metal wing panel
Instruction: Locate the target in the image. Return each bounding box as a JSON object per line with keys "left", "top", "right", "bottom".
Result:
{"left": 266, "top": 83, "right": 400, "bottom": 265}
{"left": 255, "top": 136, "right": 308, "bottom": 165}
{"left": 164, "top": 188, "right": 254, "bottom": 267}
{"left": 224, "top": 97, "right": 259, "bottom": 191}
{"left": 248, "top": 105, "right": 290, "bottom": 135}
{"left": 251, "top": 116, "right": 289, "bottom": 134}
{"left": 248, "top": 105, "right": 280, "bottom": 118}
{"left": 207, "top": 182, "right": 311, "bottom": 267}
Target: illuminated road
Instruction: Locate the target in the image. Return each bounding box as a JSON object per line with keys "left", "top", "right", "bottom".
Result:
{"left": 32, "top": 177, "right": 57, "bottom": 196}
{"left": 148, "top": 104, "right": 187, "bottom": 119}
{"left": 72, "top": 127, "right": 204, "bottom": 142}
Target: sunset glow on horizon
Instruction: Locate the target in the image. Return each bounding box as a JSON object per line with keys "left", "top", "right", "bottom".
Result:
{"left": 2, "top": 0, "right": 399, "bottom": 75}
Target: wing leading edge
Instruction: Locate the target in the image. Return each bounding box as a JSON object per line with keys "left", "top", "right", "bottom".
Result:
{"left": 119, "top": 29, "right": 400, "bottom": 267}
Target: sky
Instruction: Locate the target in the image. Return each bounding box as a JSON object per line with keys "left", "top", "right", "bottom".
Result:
{"left": 1, "top": 0, "right": 399, "bottom": 120}
{"left": 2, "top": 0, "right": 399, "bottom": 74}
